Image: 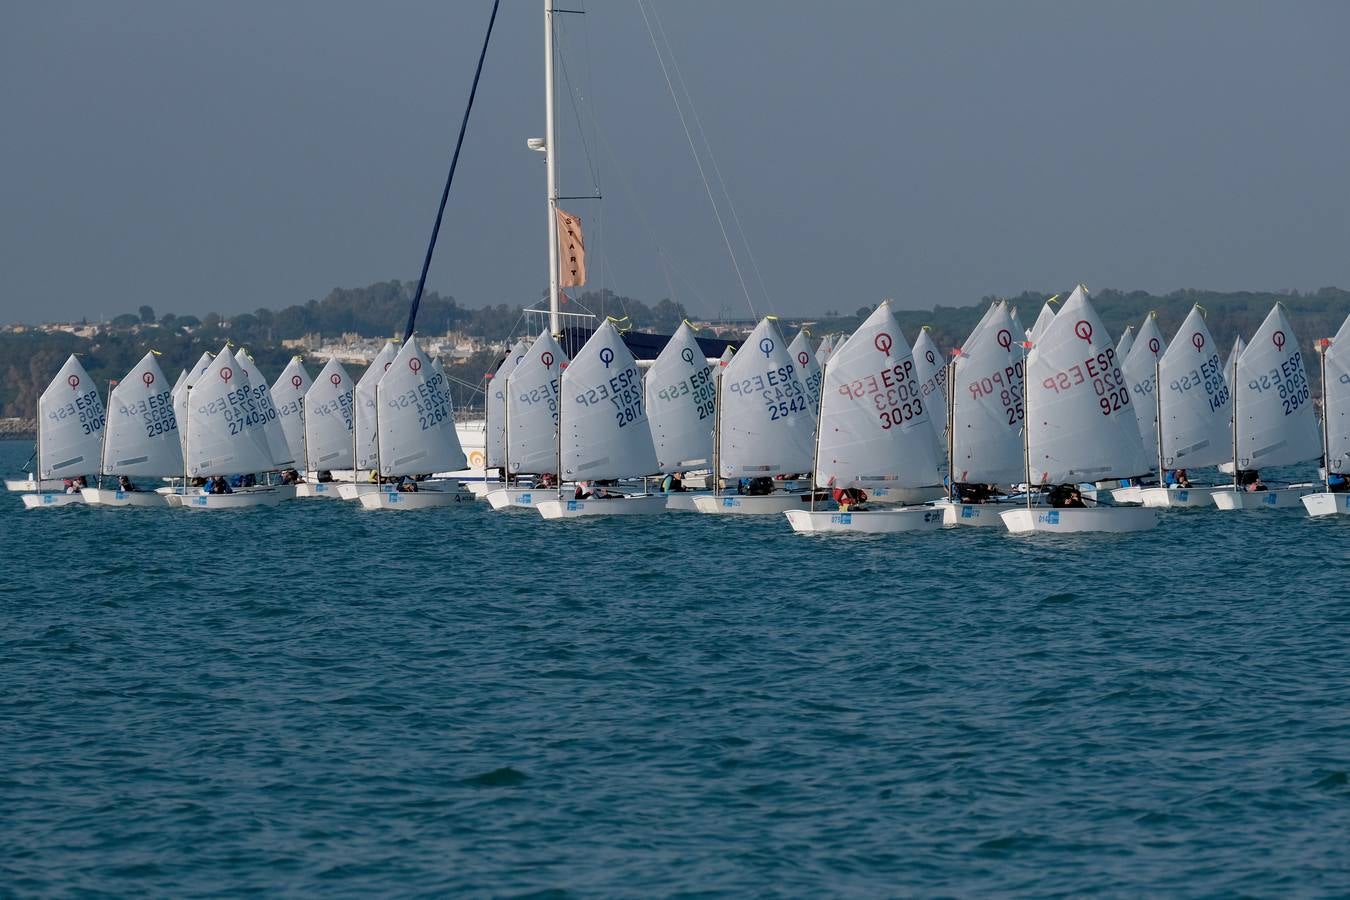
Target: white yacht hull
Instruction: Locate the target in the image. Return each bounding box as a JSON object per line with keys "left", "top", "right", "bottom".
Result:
{"left": 537, "top": 495, "right": 668, "bottom": 519}
{"left": 1139, "top": 486, "right": 1222, "bottom": 508}
{"left": 1302, "top": 492, "right": 1350, "bottom": 517}
{"left": 359, "top": 489, "right": 472, "bottom": 510}
{"left": 486, "top": 487, "right": 550, "bottom": 510}
{"left": 1001, "top": 506, "right": 1159, "bottom": 534}
{"left": 81, "top": 488, "right": 168, "bottom": 507}
{"left": 1211, "top": 486, "right": 1311, "bottom": 510}
{"left": 21, "top": 492, "right": 85, "bottom": 509}
{"left": 692, "top": 493, "right": 809, "bottom": 515}
{"left": 867, "top": 485, "right": 947, "bottom": 505}
{"left": 167, "top": 489, "right": 286, "bottom": 509}
{"left": 785, "top": 507, "right": 942, "bottom": 533}
{"left": 939, "top": 500, "right": 1019, "bottom": 527}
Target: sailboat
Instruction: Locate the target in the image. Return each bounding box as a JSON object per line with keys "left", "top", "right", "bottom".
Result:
{"left": 1001, "top": 285, "right": 1158, "bottom": 533}
{"left": 1027, "top": 297, "right": 1057, "bottom": 344}
{"left": 486, "top": 330, "right": 568, "bottom": 510}
{"left": 786, "top": 329, "right": 823, "bottom": 416}
{"left": 645, "top": 322, "right": 716, "bottom": 512}
{"left": 472, "top": 337, "right": 532, "bottom": 498}
{"left": 20, "top": 354, "right": 105, "bottom": 509}
{"left": 1116, "top": 325, "right": 1135, "bottom": 361}
{"left": 233, "top": 348, "right": 297, "bottom": 488}
{"left": 168, "top": 346, "right": 285, "bottom": 508}
{"left": 814, "top": 334, "right": 836, "bottom": 367}
{"left": 1110, "top": 312, "right": 1167, "bottom": 504}
{"left": 337, "top": 340, "right": 399, "bottom": 500}
{"left": 911, "top": 325, "right": 948, "bottom": 466}
{"left": 271, "top": 357, "right": 312, "bottom": 474}
{"left": 1303, "top": 313, "right": 1350, "bottom": 516}
{"left": 1138, "top": 306, "right": 1231, "bottom": 508}
{"left": 785, "top": 301, "right": 944, "bottom": 533}
{"left": 536, "top": 320, "right": 664, "bottom": 518}
{"left": 693, "top": 316, "right": 816, "bottom": 514}
{"left": 81, "top": 351, "right": 180, "bottom": 507}
{"left": 939, "top": 300, "right": 1026, "bottom": 526}
{"left": 1212, "top": 304, "right": 1320, "bottom": 509}
{"left": 295, "top": 358, "right": 353, "bottom": 498}
{"left": 359, "top": 336, "right": 469, "bottom": 509}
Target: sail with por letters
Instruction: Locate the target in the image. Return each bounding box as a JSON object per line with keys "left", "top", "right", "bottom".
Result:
{"left": 1157, "top": 306, "right": 1231, "bottom": 468}
{"left": 786, "top": 330, "right": 823, "bottom": 417}
{"left": 184, "top": 346, "right": 275, "bottom": 477}
{"left": 1122, "top": 313, "right": 1168, "bottom": 455}
{"left": 271, "top": 358, "right": 312, "bottom": 467}
{"left": 1025, "top": 286, "right": 1150, "bottom": 483}
{"left": 303, "top": 358, "right": 354, "bottom": 471}
{"left": 487, "top": 338, "right": 531, "bottom": 469}
{"left": 644, "top": 322, "right": 714, "bottom": 472}
{"left": 1233, "top": 304, "right": 1320, "bottom": 468}
{"left": 354, "top": 341, "right": 399, "bottom": 471}
{"left": 558, "top": 320, "right": 657, "bottom": 480}
{"left": 505, "top": 330, "right": 568, "bottom": 475}
{"left": 376, "top": 336, "right": 466, "bottom": 476}
{"left": 233, "top": 349, "right": 292, "bottom": 469}
{"left": 37, "top": 355, "right": 105, "bottom": 480}
{"left": 1324, "top": 314, "right": 1350, "bottom": 473}
{"left": 911, "top": 327, "right": 948, "bottom": 459}
{"left": 717, "top": 317, "right": 815, "bottom": 477}
{"left": 816, "top": 302, "right": 941, "bottom": 489}
{"left": 102, "top": 351, "right": 181, "bottom": 477}
{"left": 951, "top": 301, "right": 1027, "bottom": 485}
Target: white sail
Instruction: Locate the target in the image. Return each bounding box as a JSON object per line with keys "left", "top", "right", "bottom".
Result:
{"left": 558, "top": 320, "right": 657, "bottom": 480}
{"left": 376, "top": 336, "right": 466, "bottom": 476}
{"left": 1116, "top": 325, "right": 1135, "bottom": 361}
{"left": 303, "top": 358, "right": 355, "bottom": 471}
{"left": 1025, "top": 286, "right": 1150, "bottom": 483}
{"left": 716, "top": 317, "right": 815, "bottom": 477}
{"left": 1028, "top": 300, "right": 1057, "bottom": 344}
{"left": 102, "top": 351, "right": 181, "bottom": 476}
{"left": 1224, "top": 335, "right": 1246, "bottom": 386}
{"left": 354, "top": 341, "right": 399, "bottom": 470}
{"left": 270, "top": 358, "right": 312, "bottom": 467}
{"left": 1010, "top": 307, "right": 1027, "bottom": 341}
{"left": 644, "top": 322, "right": 714, "bottom": 471}
{"left": 911, "top": 327, "right": 948, "bottom": 457}
{"left": 487, "top": 338, "right": 531, "bottom": 469}
{"left": 1157, "top": 306, "right": 1230, "bottom": 468}
{"left": 37, "top": 355, "right": 105, "bottom": 479}
{"left": 814, "top": 335, "right": 835, "bottom": 366}
{"left": 232, "top": 349, "right": 292, "bottom": 469}
{"left": 174, "top": 351, "right": 214, "bottom": 455}
{"left": 1233, "top": 304, "right": 1320, "bottom": 468}
{"left": 1121, "top": 313, "right": 1168, "bottom": 454}
{"left": 1324, "top": 314, "right": 1350, "bottom": 473}
{"left": 816, "top": 302, "right": 941, "bottom": 489}
{"left": 951, "top": 301, "right": 1026, "bottom": 484}
{"left": 184, "top": 346, "right": 276, "bottom": 477}
{"left": 505, "top": 330, "right": 568, "bottom": 474}
{"left": 786, "top": 330, "right": 823, "bottom": 416}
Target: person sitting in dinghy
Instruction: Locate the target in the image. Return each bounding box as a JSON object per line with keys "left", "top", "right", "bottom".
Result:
{"left": 660, "top": 471, "right": 686, "bottom": 493}
{"left": 536, "top": 472, "right": 557, "bottom": 489}
{"left": 280, "top": 468, "right": 303, "bottom": 485}
{"left": 397, "top": 476, "right": 418, "bottom": 493}
{"left": 1049, "top": 484, "right": 1087, "bottom": 508}
{"left": 208, "top": 476, "right": 232, "bottom": 495}
{"left": 832, "top": 486, "right": 869, "bottom": 511}
{"left": 117, "top": 475, "right": 139, "bottom": 492}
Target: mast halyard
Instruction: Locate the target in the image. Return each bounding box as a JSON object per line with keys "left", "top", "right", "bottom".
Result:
{"left": 544, "top": 0, "right": 561, "bottom": 338}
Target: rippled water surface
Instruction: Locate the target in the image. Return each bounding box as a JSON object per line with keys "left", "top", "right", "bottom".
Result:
{"left": 3, "top": 440, "right": 1349, "bottom": 896}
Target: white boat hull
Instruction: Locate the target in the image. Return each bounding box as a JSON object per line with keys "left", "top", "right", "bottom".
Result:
{"left": 359, "top": 489, "right": 473, "bottom": 510}
{"left": 295, "top": 482, "right": 342, "bottom": 499}
{"left": 486, "top": 487, "right": 551, "bottom": 510}
{"left": 663, "top": 491, "right": 714, "bottom": 512}
{"left": 80, "top": 488, "right": 168, "bottom": 507}
{"left": 167, "top": 489, "right": 286, "bottom": 509}
{"left": 537, "top": 495, "right": 669, "bottom": 519}
{"left": 1001, "top": 506, "right": 1160, "bottom": 534}
{"left": 1211, "top": 486, "right": 1311, "bottom": 510}
{"left": 939, "top": 500, "right": 1019, "bottom": 527}
{"left": 1302, "top": 492, "right": 1350, "bottom": 517}
{"left": 466, "top": 481, "right": 501, "bottom": 499}
{"left": 1110, "top": 486, "right": 1143, "bottom": 505}
{"left": 336, "top": 480, "right": 451, "bottom": 500}
{"left": 868, "top": 485, "right": 947, "bottom": 505}
{"left": 1139, "top": 486, "right": 1222, "bottom": 508}
{"left": 21, "top": 492, "right": 85, "bottom": 509}
{"left": 7, "top": 477, "right": 63, "bottom": 492}
{"left": 692, "top": 492, "right": 809, "bottom": 515}
{"left": 785, "top": 507, "right": 942, "bottom": 533}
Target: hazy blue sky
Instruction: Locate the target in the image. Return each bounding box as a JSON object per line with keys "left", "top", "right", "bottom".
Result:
{"left": 4, "top": 1, "right": 1349, "bottom": 322}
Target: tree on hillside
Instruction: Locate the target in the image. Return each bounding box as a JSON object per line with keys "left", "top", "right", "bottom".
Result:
{"left": 138, "top": 305, "right": 155, "bottom": 323}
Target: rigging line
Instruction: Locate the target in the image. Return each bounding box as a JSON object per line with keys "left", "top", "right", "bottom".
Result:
{"left": 553, "top": 23, "right": 602, "bottom": 196}
{"left": 648, "top": 1, "right": 771, "bottom": 311}
{"left": 636, "top": 0, "right": 756, "bottom": 320}
{"left": 403, "top": 0, "right": 501, "bottom": 343}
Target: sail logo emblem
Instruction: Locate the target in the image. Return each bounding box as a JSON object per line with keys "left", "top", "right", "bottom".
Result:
{"left": 1149, "top": 338, "right": 1161, "bottom": 354}
{"left": 759, "top": 338, "right": 775, "bottom": 359}
{"left": 142, "top": 372, "right": 155, "bottom": 386}
{"left": 599, "top": 347, "right": 615, "bottom": 369}
{"left": 292, "top": 375, "right": 304, "bottom": 389}
{"left": 330, "top": 373, "right": 342, "bottom": 386}
{"left": 681, "top": 347, "right": 696, "bottom": 365}
{"left": 67, "top": 375, "right": 80, "bottom": 390}
{"left": 541, "top": 352, "right": 555, "bottom": 368}
{"left": 925, "top": 350, "right": 936, "bottom": 365}
{"left": 875, "top": 333, "right": 893, "bottom": 355}
{"left": 797, "top": 352, "right": 809, "bottom": 367}
{"left": 220, "top": 367, "right": 233, "bottom": 382}
{"left": 409, "top": 357, "right": 422, "bottom": 372}
{"left": 1272, "top": 331, "right": 1286, "bottom": 351}
{"left": 1074, "top": 321, "right": 1094, "bottom": 345}
{"left": 1192, "top": 333, "right": 1205, "bottom": 353}
{"left": 996, "top": 329, "right": 1012, "bottom": 351}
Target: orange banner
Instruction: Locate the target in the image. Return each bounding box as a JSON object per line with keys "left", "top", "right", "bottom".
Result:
{"left": 556, "top": 207, "right": 587, "bottom": 287}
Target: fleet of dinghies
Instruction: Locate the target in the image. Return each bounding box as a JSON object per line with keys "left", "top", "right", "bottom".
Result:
{"left": 12, "top": 293, "right": 1350, "bottom": 527}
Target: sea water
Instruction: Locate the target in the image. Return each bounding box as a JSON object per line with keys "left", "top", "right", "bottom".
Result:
{"left": 2, "top": 439, "right": 1348, "bottom": 895}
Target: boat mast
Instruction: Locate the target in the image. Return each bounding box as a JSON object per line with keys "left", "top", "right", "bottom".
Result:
{"left": 544, "top": 0, "right": 561, "bottom": 339}
{"left": 946, "top": 354, "right": 957, "bottom": 500}
{"left": 1154, "top": 358, "right": 1164, "bottom": 488}
{"left": 1320, "top": 337, "right": 1332, "bottom": 493}
{"left": 1230, "top": 346, "right": 1240, "bottom": 493}
{"left": 810, "top": 358, "right": 826, "bottom": 513}
{"left": 1022, "top": 340, "right": 1033, "bottom": 512}
{"left": 712, "top": 367, "right": 723, "bottom": 497}
{"left": 100, "top": 378, "right": 115, "bottom": 488}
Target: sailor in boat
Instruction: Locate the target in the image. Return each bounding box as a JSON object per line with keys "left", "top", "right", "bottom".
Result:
{"left": 1163, "top": 469, "right": 1193, "bottom": 488}
{"left": 1239, "top": 470, "right": 1268, "bottom": 492}
{"left": 64, "top": 476, "right": 88, "bottom": 494}
{"left": 1329, "top": 472, "right": 1349, "bottom": 493}
{"left": 280, "top": 468, "right": 303, "bottom": 485}
{"left": 117, "top": 475, "right": 140, "bottom": 492}
{"left": 397, "top": 476, "right": 419, "bottom": 493}
{"left": 660, "top": 471, "right": 686, "bottom": 493}
{"left": 536, "top": 472, "right": 557, "bottom": 490}
{"left": 832, "top": 486, "right": 869, "bottom": 511}
{"left": 738, "top": 476, "right": 774, "bottom": 496}
{"left": 953, "top": 482, "right": 995, "bottom": 504}
{"left": 316, "top": 470, "right": 334, "bottom": 483}
{"left": 208, "top": 476, "right": 233, "bottom": 495}
{"left": 1048, "top": 484, "right": 1087, "bottom": 508}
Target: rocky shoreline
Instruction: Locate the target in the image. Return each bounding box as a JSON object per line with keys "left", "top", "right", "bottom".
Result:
{"left": 0, "top": 418, "right": 36, "bottom": 440}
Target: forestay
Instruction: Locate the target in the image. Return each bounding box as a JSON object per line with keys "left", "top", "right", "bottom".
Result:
{"left": 644, "top": 322, "right": 714, "bottom": 472}
{"left": 911, "top": 327, "right": 948, "bottom": 458}
{"left": 1157, "top": 306, "right": 1230, "bottom": 468}
{"left": 951, "top": 301, "right": 1026, "bottom": 484}
{"left": 1324, "top": 314, "right": 1350, "bottom": 473}
{"left": 1026, "top": 286, "right": 1150, "bottom": 483}
{"left": 184, "top": 347, "right": 276, "bottom": 477}
{"left": 376, "top": 337, "right": 466, "bottom": 477}
{"left": 717, "top": 316, "right": 815, "bottom": 477}
{"left": 233, "top": 349, "right": 292, "bottom": 469}
{"left": 354, "top": 341, "right": 399, "bottom": 471}
{"left": 1233, "top": 304, "right": 1320, "bottom": 468}
{"left": 102, "top": 351, "right": 181, "bottom": 477}
{"left": 505, "top": 330, "right": 568, "bottom": 475}
{"left": 786, "top": 330, "right": 823, "bottom": 416}
{"left": 271, "top": 358, "right": 312, "bottom": 466}
{"left": 304, "top": 359, "right": 354, "bottom": 471}
{"left": 559, "top": 320, "right": 657, "bottom": 480}
{"left": 816, "top": 302, "right": 941, "bottom": 489}
{"left": 37, "top": 355, "right": 105, "bottom": 479}
{"left": 1122, "top": 313, "right": 1167, "bottom": 454}
{"left": 486, "top": 338, "right": 531, "bottom": 469}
